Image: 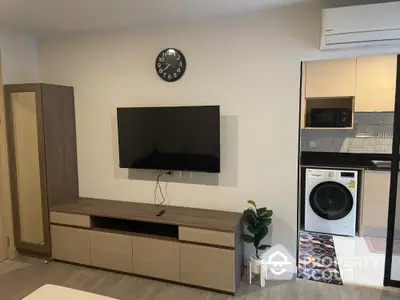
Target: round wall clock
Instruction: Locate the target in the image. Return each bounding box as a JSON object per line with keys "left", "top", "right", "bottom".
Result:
{"left": 155, "top": 48, "right": 186, "bottom": 82}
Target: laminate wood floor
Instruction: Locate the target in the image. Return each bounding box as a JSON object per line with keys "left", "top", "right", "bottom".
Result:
{"left": 1, "top": 256, "right": 400, "bottom": 300}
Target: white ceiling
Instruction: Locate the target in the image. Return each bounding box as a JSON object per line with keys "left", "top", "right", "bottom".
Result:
{"left": 0, "top": 0, "right": 312, "bottom": 37}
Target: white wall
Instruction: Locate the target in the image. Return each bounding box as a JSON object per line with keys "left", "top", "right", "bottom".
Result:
{"left": 38, "top": 1, "right": 400, "bottom": 258}
{"left": 0, "top": 28, "right": 40, "bottom": 83}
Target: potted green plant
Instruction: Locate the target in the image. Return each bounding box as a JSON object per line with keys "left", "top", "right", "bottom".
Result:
{"left": 241, "top": 200, "right": 273, "bottom": 274}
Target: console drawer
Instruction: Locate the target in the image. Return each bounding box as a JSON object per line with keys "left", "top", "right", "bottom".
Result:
{"left": 134, "top": 236, "right": 180, "bottom": 282}
{"left": 51, "top": 225, "right": 90, "bottom": 265}
{"left": 90, "top": 231, "right": 133, "bottom": 273}
{"left": 180, "top": 243, "right": 235, "bottom": 292}
{"left": 179, "top": 227, "right": 234, "bottom": 247}
{"left": 50, "top": 212, "right": 91, "bottom": 228}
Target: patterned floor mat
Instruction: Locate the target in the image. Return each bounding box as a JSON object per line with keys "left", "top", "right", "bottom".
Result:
{"left": 298, "top": 231, "right": 343, "bottom": 285}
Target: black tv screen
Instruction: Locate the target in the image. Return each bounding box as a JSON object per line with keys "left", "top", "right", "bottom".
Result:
{"left": 117, "top": 105, "right": 220, "bottom": 173}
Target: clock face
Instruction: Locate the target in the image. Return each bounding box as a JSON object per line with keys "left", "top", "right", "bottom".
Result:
{"left": 155, "top": 48, "right": 186, "bottom": 82}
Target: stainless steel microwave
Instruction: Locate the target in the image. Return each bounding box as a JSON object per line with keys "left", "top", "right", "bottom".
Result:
{"left": 308, "top": 108, "right": 352, "bottom": 128}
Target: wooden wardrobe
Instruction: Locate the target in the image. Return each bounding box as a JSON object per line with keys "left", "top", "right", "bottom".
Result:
{"left": 4, "top": 84, "right": 78, "bottom": 256}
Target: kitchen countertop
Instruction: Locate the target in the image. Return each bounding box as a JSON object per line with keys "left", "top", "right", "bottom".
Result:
{"left": 301, "top": 151, "right": 392, "bottom": 171}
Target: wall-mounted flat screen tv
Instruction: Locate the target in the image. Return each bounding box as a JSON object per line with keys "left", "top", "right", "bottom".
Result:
{"left": 117, "top": 105, "right": 220, "bottom": 173}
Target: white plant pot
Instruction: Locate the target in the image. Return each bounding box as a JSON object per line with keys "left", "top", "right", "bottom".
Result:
{"left": 249, "top": 255, "right": 265, "bottom": 274}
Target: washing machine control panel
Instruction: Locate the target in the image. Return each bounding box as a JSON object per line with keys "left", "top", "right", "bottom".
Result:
{"left": 340, "top": 172, "right": 355, "bottom": 178}
{"left": 306, "top": 169, "right": 357, "bottom": 182}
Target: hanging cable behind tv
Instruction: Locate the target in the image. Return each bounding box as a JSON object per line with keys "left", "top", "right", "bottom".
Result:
{"left": 154, "top": 171, "right": 172, "bottom": 206}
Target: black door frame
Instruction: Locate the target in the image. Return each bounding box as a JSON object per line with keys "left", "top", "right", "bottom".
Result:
{"left": 384, "top": 54, "right": 400, "bottom": 288}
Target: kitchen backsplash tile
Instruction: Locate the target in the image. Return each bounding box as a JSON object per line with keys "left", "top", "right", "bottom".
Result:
{"left": 301, "top": 112, "right": 394, "bottom": 153}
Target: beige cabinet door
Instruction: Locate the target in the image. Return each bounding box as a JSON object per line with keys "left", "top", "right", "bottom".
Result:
{"left": 355, "top": 55, "right": 397, "bottom": 112}
{"left": 0, "top": 126, "right": 12, "bottom": 261}
{"left": 0, "top": 205, "right": 8, "bottom": 262}
{"left": 306, "top": 58, "right": 357, "bottom": 98}
{"left": 0, "top": 57, "right": 9, "bottom": 262}
{"left": 90, "top": 231, "right": 133, "bottom": 273}
{"left": 133, "top": 236, "right": 180, "bottom": 281}
{"left": 0, "top": 124, "right": 8, "bottom": 262}
{"left": 361, "top": 170, "right": 390, "bottom": 237}
{"left": 180, "top": 243, "right": 235, "bottom": 293}
{"left": 51, "top": 225, "right": 90, "bottom": 264}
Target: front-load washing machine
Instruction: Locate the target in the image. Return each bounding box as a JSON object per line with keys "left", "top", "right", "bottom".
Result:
{"left": 304, "top": 168, "right": 358, "bottom": 236}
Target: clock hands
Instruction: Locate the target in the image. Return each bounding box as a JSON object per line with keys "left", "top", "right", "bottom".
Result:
{"left": 163, "top": 64, "right": 171, "bottom": 71}
{"left": 164, "top": 62, "right": 178, "bottom": 69}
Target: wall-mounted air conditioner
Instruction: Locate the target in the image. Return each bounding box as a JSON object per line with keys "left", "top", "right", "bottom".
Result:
{"left": 321, "top": 2, "right": 400, "bottom": 50}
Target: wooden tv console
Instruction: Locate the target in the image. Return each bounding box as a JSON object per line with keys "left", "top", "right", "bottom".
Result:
{"left": 49, "top": 198, "right": 243, "bottom": 294}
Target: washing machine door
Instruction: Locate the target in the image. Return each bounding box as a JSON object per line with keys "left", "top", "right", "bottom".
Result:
{"left": 309, "top": 181, "right": 354, "bottom": 220}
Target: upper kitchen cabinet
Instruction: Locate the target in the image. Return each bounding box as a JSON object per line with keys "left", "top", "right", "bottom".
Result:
{"left": 354, "top": 55, "right": 397, "bottom": 112}
{"left": 305, "top": 58, "right": 357, "bottom": 98}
